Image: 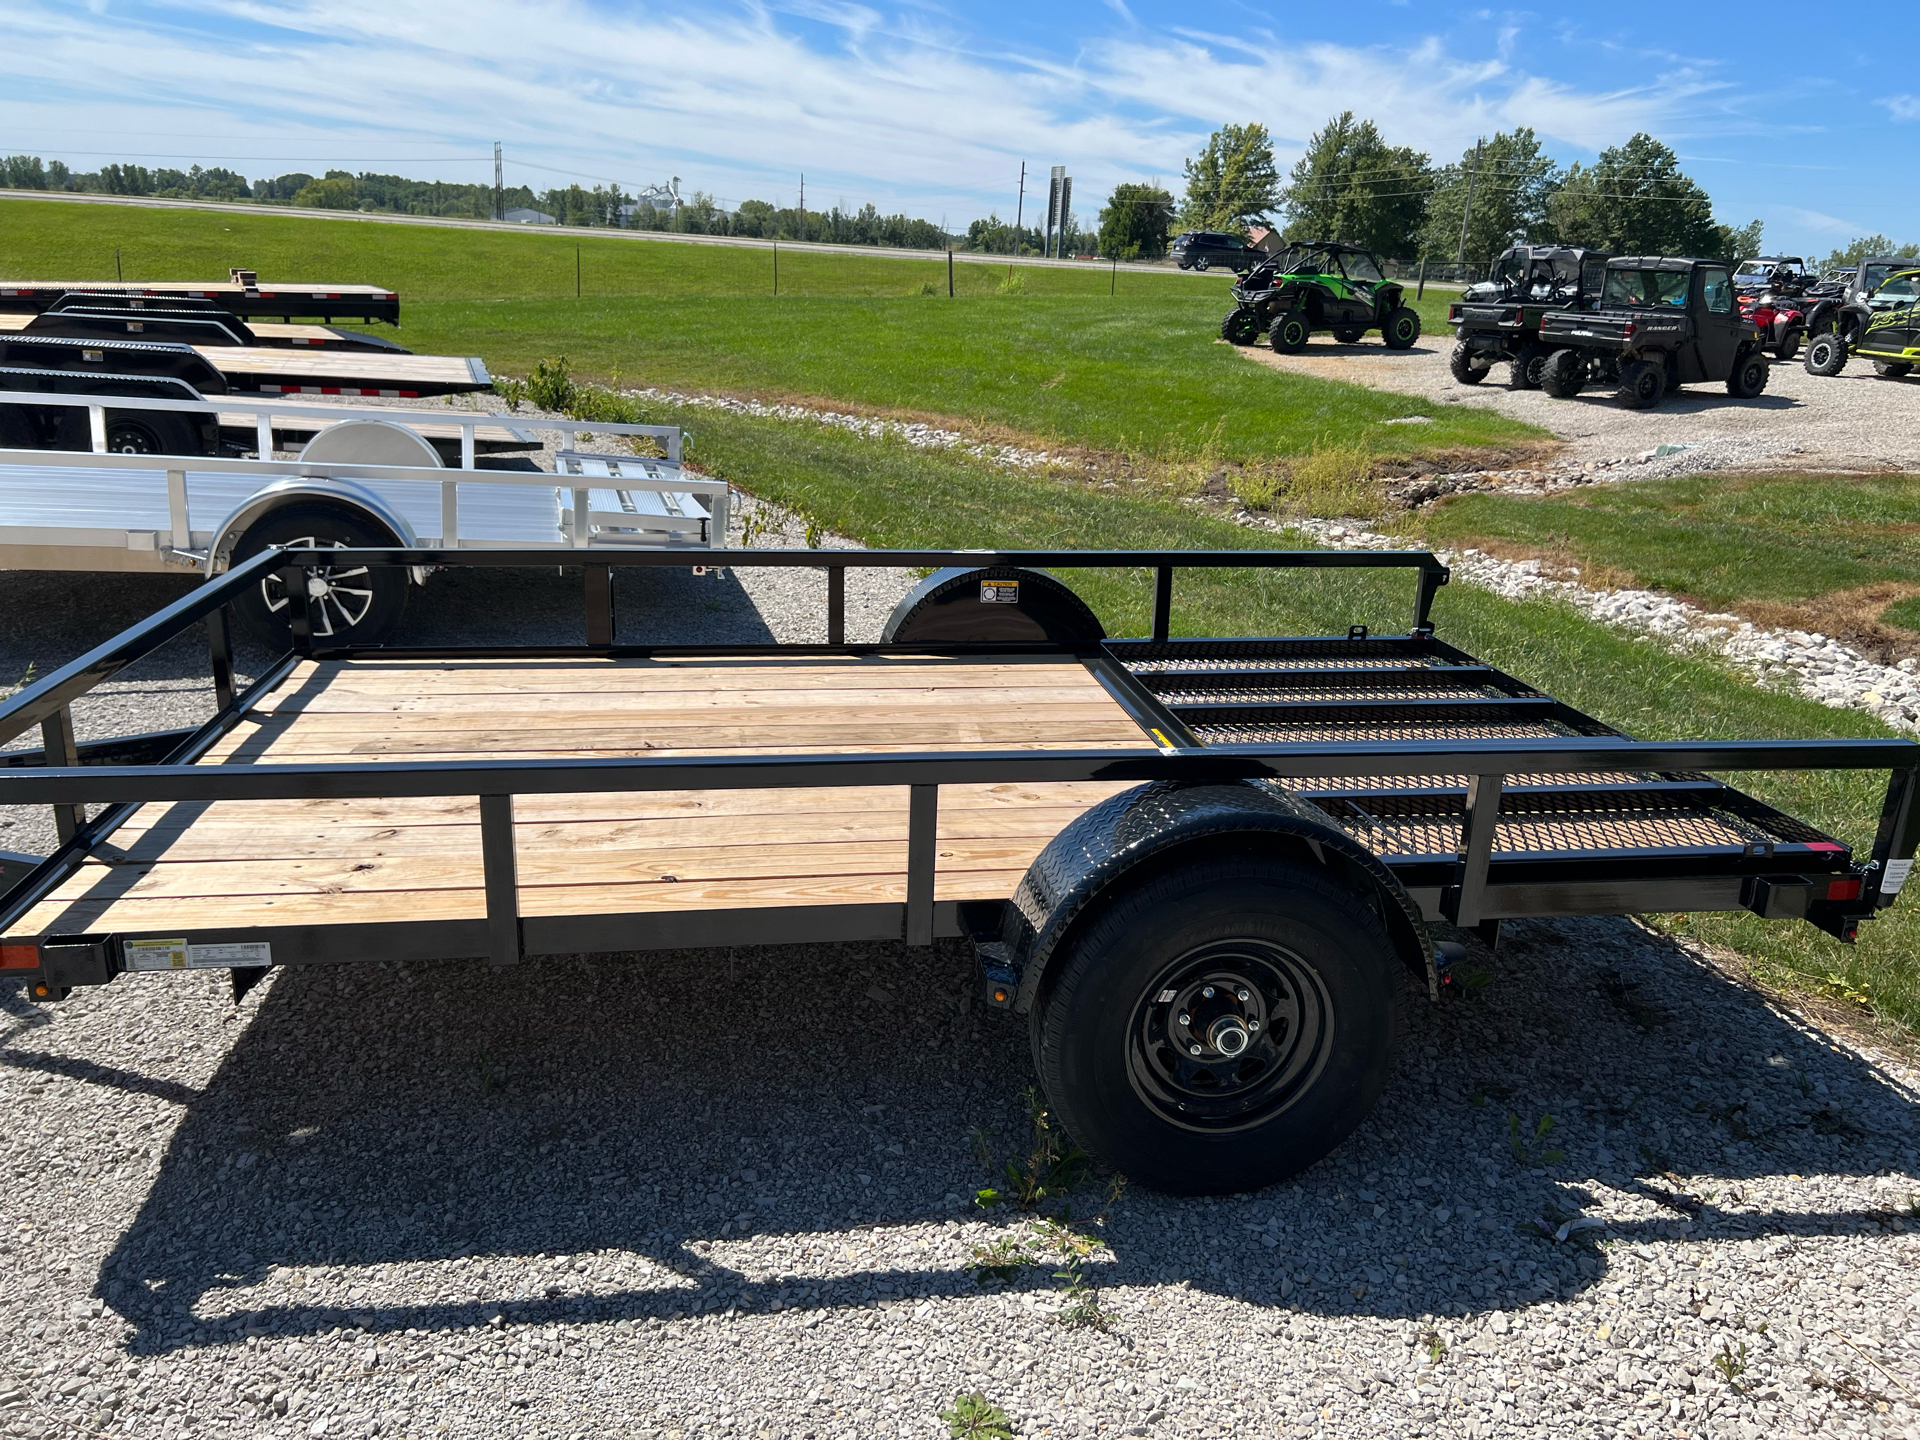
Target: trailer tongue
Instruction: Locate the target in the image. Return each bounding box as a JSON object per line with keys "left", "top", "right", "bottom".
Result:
{"left": 1, "top": 549, "right": 1910, "bottom": 1194}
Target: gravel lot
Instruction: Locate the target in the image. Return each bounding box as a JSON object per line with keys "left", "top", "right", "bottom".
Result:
{"left": 2, "top": 468, "right": 1919, "bottom": 1440}
{"left": 1243, "top": 340, "right": 1920, "bottom": 472}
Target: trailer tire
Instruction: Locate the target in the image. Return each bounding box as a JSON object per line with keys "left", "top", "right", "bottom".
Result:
{"left": 1333, "top": 326, "right": 1365, "bottom": 345}
{"left": 1220, "top": 307, "right": 1260, "bottom": 345}
{"left": 1381, "top": 307, "right": 1421, "bottom": 350}
{"left": 229, "top": 502, "right": 409, "bottom": 648}
{"left": 1447, "top": 343, "right": 1491, "bottom": 385}
{"left": 52, "top": 407, "right": 205, "bottom": 458}
{"left": 1269, "top": 310, "right": 1312, "bottom": 354}
{"left": 1030, "top": 853, "right": 1403, "bottom": 1195}
{"left": 1872, "top": 359, "right": 1913, "bottom": 379}
{"left": 1508, "top": 345, "right": 1547, "bottom": 390}
{"left": 1726, "top": 350, "right": 1770, "bottom": 399}
{"left": 1803, "top": 332, "right": 1848, "bottom": 377}
{"left": 1538, "top": 347, "right": 1589, "bottom": 398}
{"left": 1616, "top": 359, "right": 1667, "bottom": 409}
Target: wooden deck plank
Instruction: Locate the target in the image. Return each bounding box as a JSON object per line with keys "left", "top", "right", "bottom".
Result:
{"left": 16, "top": 655, "right": 1146, "bottom": 940}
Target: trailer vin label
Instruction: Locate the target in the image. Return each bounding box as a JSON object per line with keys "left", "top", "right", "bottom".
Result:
{"left": 981, "top": 580, "right": 1020, "bottom": 604}
{"left": 124, "top": 938, "right": 271, "bottom": 971}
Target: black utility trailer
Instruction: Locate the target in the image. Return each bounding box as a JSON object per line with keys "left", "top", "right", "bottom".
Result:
{"left": 1, "top": 549, "right": 1913, "bottom": 1196}
{"left": 0, "top": 271, "right": 402, "bottom": 327}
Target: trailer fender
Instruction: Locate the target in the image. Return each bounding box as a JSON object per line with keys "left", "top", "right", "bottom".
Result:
{"left": 208, "top": 476, "right": 419, "bottom": 576}
{"left": 993, "top": 780, "right": 1437, "bottom": 1016}
{"left": 883, "top": 565, "right": 1105, "bottom": 645}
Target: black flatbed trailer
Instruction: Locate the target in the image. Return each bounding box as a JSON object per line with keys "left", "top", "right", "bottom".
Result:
{"left": 1, "top": 548, "right": 1911, "bottom": 1195}
{"left": 0, "top": 275, "right": 401, "bottom": 327}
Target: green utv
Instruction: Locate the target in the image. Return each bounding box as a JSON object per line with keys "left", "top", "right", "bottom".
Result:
{"left": 1221, "top": 241, "right": 1421, "bottom": 353}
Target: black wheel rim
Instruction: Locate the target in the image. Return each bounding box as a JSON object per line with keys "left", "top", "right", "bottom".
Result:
{"left": 1636, "top": 370, "right": 1659, "bottom": 401}
{"left": 107, "top": 424, "right": 161, "bottom": 455}
{"left": 1126, "top": 939, "right": 1335, "bottom": 1133}
{"left": 1395, "top": 316, "right": 1416, "bottom": 343}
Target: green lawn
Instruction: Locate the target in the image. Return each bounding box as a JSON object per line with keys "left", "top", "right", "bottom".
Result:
{"left": 0, "top": 198, "right": 1528, "bottom": 464}
{"left": 1417, "top": 472, "right": 1920, "bottom": 626}
{"left": 609, "top": 395, "right": 1915, "bottom": 1036}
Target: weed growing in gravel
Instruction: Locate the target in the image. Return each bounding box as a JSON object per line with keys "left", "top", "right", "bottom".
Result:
{"left": 1423, "top": 1331, "right": 1447, "bottom": 1364}
{"left": 1031, "top": 1215, "right": 1116, "bottom": 1330}
{"left": 968, "top": 1235, "right": 1033, "bottom": 1285}
{"left": 492, "top": 376, "right": 528, "bottom": 411}
{"left": 939, "top": 1391, "right": 1015, "bottom": 1439}
{"left": 1508, "top": 1112, "right": 1565, "bottom": 1167}
{"left": 973, "top": 1089, "right": 1091, "bottom": 1211}
{"left": 1711, "top": 1338, "right": 1749, "bottom": 1389}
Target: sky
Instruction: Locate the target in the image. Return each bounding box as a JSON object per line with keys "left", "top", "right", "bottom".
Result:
{"left": 1, "top": 1, "right": 1909, "bottom": 256}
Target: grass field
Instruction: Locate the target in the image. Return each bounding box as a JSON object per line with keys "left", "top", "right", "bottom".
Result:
{"left": 1418, "top": 473, "right": 1920, "bottom": 639}
{"left": 0, "top": 198, "right": 1532, "bottom": 465}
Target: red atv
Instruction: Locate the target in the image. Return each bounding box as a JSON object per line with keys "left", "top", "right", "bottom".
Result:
{"left": 1738, "top": 266, "right": 1812, "bottom": 362}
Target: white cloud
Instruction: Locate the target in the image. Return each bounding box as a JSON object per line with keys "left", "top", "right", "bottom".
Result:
{"left": 1882, "top": 94, "right": 1920, "bottom": 121}
{"left": 0, "top": 0, "right": 1752, "bottom": 221}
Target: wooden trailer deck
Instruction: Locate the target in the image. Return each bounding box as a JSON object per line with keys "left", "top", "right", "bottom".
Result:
{"left": 11, "top": 656, "right": 1152, "bottom": 939}
{"left": 192, "top": 347, "right": 489, "bottom": 396}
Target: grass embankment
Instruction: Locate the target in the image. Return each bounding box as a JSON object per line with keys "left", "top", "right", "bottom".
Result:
{"left": 0, "top": 198, "right": 1525, "bottom": 468}
{"left": 1418, "top": 473, "right": 1920, "bottom": 652}
{"left": 545, "top": 378, "right": 1917, "bottom": 1036}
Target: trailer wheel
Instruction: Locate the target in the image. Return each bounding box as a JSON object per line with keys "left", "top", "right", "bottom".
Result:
{"left": 1332, "top": 326, "right": 1365, "bottom": 345}
{"left": 1725, "top": 350, "right": 1770, "bottom": 399}
{"left": 1615, "top": 358, "right": 1667, "bottom": 409}
{"left": 229, "top": 502, "right": 408, "bottom": 648}
{"left": 1269, "top": 310, "right": 1312, "bottom": 354}
{"left": 1872, "top": 359, "right": 1913, "bottom": 379}
{"left": 1507, "top": 344, "right": 1547, "bottom": 390}
{"left": 53, "top": 408, "right": 205, "bottom": 457}
{"left": 1380, "top": 307, "right": 1421, "bottom": 350}
{"left": 1538, "top": 348, "right": 1589, "bottom": 398}
{"left": 1030, "top": 854, "right": 1402, "bottom": 1195}
{"left": 1220, "top": 307, "right": 1260, "bottom": 345}
{"left": 1803, "top": 332, "right": 1848, "bottom": 377}
{"left": 1447, "top": 343, "right": 1492, "bottom": 385}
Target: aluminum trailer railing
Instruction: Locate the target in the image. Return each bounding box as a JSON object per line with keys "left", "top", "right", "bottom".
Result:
{"left": 0, "top": 546, "right": 1910, "bottom": 1193}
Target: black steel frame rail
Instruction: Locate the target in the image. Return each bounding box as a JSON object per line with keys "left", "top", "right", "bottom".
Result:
{"left": 0, "top": 545, "right": 1914, "bottom": 973}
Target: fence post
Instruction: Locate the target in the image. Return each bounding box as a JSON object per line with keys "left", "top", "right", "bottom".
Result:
{"left": 948, "top": 248, "right": 954, "bottom": 298}
{"left": 1417, "top": 257, "right": 1427, "bottom": 302}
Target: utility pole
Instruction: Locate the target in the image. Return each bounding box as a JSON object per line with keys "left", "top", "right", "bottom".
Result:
{"left": 493, "top": 141, "right": 504, "bottom": 222}
{"left": 1455, "top": 137, "right": 1482, "bottom": 269}
{"left": 1012, "top": 161, "right": 1026, "bottom": 271}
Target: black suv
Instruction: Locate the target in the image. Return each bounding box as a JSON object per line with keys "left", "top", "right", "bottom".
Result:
{"left": 1447, "top": 245, "right": 1610, "bottom": 388}
{"left": 1171, "top": 231, "right": 1255, "bottom": 272}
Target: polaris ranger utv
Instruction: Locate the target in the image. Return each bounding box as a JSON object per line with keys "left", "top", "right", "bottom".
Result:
{"left": 1446, "top": 245, "right": 1610, "bottom": 389}
{"left": 1221, "top": 242, "right": 1421, "bottom": 353}
{"left": 1533, "top": 256, "right": 1771, "bottom": 409}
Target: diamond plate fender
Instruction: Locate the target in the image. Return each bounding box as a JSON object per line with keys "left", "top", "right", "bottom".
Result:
{"left": 1000, "top": 780, "right": 1437, "bottom": 1013}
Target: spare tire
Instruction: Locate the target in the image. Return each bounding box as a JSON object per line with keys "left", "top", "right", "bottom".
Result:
{"left": 882, "top": 566, "right": 1104, "bottom": 646}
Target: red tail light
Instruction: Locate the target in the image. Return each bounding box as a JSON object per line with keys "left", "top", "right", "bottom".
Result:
{"left": 1827, "top": 879, "right": 1862, "bottom": 901}
{"left": 1623, "top": 321, "right": 1636, "bottom": 339}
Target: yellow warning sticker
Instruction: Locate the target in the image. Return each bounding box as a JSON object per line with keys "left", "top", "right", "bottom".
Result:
{"left": 124, "top": 938, "right": 188, "bottom": 972}
{"left": 980, "top": 580, "right": 1020, "bottom": 604}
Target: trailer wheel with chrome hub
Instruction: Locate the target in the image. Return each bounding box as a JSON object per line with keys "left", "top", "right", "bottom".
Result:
{"left": 1031, "top": 853, "right": 1403, "bottom": 1195}
{"left": 229, "top": 501, "right": 408, "bottom": 647}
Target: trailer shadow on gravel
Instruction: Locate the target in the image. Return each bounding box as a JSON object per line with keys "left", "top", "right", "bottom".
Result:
{"left": 71, "top": 913, "right": 1920, "bottom": 1356}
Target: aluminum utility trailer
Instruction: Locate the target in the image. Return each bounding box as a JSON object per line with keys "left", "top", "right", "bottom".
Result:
{"left": 0, "top": 390, "right": 726, "bottom": 641}
{"left": 0, "top": 548, "right": 1912, "bottom": 1195}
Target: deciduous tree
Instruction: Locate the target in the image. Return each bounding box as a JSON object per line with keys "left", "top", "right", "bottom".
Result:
{"left": 1279, "top": 112, "right": 1430, "bottom": 260}
{"left": 1180, "top": 123, "right": 1280, "bottom": 231}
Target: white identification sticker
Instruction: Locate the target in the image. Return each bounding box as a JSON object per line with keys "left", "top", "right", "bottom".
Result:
{"left": 187, "top": 942, "right": 272, "bottom": 969}
{"left": 980, "top": 580, "right": 1020, "bottom": 604}
{"left": 1883, "top": 858, "right": 1913, "bottom": 896}
{"left": 124, "top": 938, "right": 188, "bottom": 972}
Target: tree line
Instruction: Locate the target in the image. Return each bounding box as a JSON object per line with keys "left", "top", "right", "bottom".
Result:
{"left": 0, "top": 153, "right": 1068, "bottom": 255}
{"left": 1093, "top": 116, "right": 1797, "bottom": 268}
